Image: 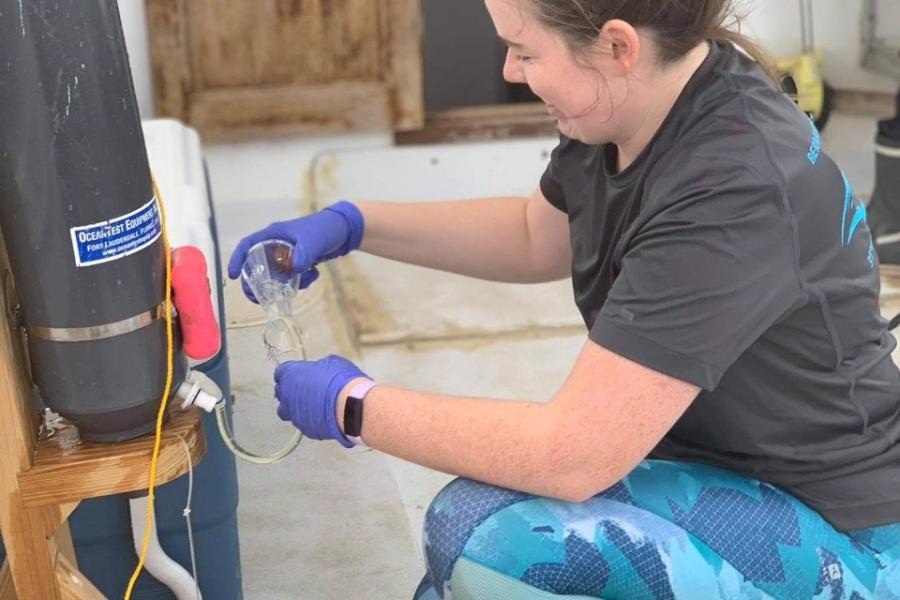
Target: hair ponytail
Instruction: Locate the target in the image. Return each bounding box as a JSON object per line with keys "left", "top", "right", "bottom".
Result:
{"left": 709, "top": 23, "right": 780, "bottom": 85}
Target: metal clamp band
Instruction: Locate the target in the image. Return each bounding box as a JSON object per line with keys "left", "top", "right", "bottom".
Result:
{"left": 875, "top": 143, "right": 900, "bottom": 159}
{"left": 28, "top": 301, "right": 168, "bottom": 342}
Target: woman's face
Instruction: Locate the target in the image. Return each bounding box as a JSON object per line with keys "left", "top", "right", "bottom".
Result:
{"left": 484, "top": 0, "right": 623, "bottom": 144}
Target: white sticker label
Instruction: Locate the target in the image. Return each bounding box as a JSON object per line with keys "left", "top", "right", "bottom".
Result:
{"left": 70, "top": 196, "right": 162, "bottom": 267}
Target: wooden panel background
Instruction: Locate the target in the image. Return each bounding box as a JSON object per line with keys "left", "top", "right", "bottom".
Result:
{"left": 147, "top": 0, "right": 423, "bottom": 139}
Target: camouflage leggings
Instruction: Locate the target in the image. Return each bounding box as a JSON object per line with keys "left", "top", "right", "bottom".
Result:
{"left": 415, "top": 461, "right": 900, "bottom": 599}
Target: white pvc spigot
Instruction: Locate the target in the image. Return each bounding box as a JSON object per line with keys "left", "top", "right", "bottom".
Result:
{"left": 176, "top": 370, "right": 224, "bottom": 413}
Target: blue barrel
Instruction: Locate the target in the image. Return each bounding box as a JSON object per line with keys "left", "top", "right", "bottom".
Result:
{"left": 0, "top": 174, "right": 244, "bottom": 599}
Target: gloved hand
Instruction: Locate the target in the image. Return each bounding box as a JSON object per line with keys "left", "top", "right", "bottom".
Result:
{"left": 273, "top": 355, "right": 371, "bottom": 448}
{"left": 227, "top": 201, "right": 365, "bottom": 303}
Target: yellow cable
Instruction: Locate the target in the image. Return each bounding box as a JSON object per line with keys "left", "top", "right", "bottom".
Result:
{"left": 124, "top": 176, "right": 175, "bottom": 600}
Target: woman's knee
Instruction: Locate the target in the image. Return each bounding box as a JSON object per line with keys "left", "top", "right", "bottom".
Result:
{"left": 422, "top": 479, "right": 532, "bottom": 593}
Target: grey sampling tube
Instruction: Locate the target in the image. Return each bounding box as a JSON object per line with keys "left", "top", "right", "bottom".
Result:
{"left": 0, "top": 0, "right": 184, "bottom": 441}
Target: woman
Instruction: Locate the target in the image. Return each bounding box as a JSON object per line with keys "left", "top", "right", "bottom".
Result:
{"left": 228, "top": 0, "right": 900, "bottom": 597}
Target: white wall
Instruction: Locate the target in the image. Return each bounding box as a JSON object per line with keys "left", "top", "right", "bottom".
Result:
{"left": 200, "top": 133, "right": 392, "bottom": 207}
{"left": 118, "top": 0, "right": 154, "bottom": 119}
{"left": 740, "top": 0, "right": 899, "bottom": 93}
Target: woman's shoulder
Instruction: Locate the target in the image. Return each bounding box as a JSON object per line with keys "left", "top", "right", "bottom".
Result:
{"left": 658, "top": 100, "right": 819, "bottom": 196}
{"left": 642, "top": 134, "right": 787, "bottom": 222}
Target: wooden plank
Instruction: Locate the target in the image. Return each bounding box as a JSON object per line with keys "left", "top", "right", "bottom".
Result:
{"left": 55, "top": 554, "right": 104, "bottom": 600}
{"left": 0, "top": 243, "right": 62, "bottom": 599}
{"left": 321, "top": 0, "right": 384, "bottom": 83}
{"left": 148, "top": 0, "right": 423, "bottom": 136}
{"left": 18, "top": 409, "right": 205, "bottom": 509}
{"left": 189, "top": 81, "right": 392, "bottom": 139}
{"left": 53, "top": 504, "right": 80, "bottom": 537}
{"left": 382, "top": 0, "right": 424, "bottom": 131}
{"left": 52, "top": 524, "right": 77, "bottom": 568}
{"left": 395, "top": 103, "right": 558, "bottom": 145}
{"left": 189, "top": 0, "right": 381, "bottom": 88}
{"left": 146, "top": 0, "right": 192, "bottom": 121}
{"left": 420, "top": 103, "right": 550, "bottom": 121}
{"left": 0, "top": 252, "right": 36, "bottom": 473}
{"left": 0, "top": 562, "right": 14, "bottom": 600}
{"left": 833, "top": 88, "right": 897, "bottom": 118}
{"left": 188, "top": 0, "right": 323, "bottom": 88}
{"left": 39, "top": 503, "right": 80, "bottom": 542}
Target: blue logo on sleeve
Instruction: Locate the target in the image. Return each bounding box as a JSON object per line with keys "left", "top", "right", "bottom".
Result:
{"left": 807, "top": 121, "right": 821, "bottom": 165}
{"left": 840, "top": 173, "right": 875, "bottom": 269}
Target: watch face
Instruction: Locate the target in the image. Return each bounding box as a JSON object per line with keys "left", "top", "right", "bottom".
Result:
{"left": 344, "top": 396, "right": 364, "bottom": 437}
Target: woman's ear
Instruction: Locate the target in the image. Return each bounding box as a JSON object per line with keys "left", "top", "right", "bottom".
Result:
{"left": 597, "top": 19, "right": 641, "bottom": 76}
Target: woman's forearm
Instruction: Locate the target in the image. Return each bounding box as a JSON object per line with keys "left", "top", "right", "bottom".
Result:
{"left": 357, "top": 197, "right": 563, "bottom": 283}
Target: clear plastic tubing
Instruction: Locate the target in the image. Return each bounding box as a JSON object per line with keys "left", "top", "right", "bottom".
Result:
{"left": 216, "top": 239, "right": 304, "bottom": 464}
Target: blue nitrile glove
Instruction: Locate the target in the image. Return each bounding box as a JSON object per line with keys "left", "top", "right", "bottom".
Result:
{"left": 273, "top": 355, "right": 371, "bottom": 448}
{"left": 227, "top": 201, "right": 365, "bottom": 303}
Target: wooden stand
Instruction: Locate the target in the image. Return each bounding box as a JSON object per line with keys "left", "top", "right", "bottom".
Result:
{"left": 0, "top": 249, "right": 206, "bottom": 599}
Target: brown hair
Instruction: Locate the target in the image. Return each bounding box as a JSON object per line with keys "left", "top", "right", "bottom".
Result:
{"left": 526, "top": 0, "right": 778, "bottom": 83}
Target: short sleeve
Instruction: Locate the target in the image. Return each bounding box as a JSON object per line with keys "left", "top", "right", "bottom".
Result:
{"left": 540, "top": 135, "right": 568, "bottom": 213}
{"left": 590, "top": 158, "right": 803, "bottom": 391}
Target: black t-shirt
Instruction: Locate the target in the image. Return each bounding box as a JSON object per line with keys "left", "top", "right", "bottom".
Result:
{"left": 541, "top": 41, "right": 900, "bottom": 530}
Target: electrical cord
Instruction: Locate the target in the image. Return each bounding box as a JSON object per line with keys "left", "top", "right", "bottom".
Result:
{"left": 178, "top": 434, "right": 201, "bottom": 600}
{"left": 125, "top": 178, "right": 175, "bottom": 600}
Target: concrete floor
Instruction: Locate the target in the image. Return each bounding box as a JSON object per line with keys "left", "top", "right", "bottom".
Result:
{"left": 213, "top": 111, "right": 887, "bottom": 599}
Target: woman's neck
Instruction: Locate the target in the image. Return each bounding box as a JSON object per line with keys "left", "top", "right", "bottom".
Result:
{"left": 614, "top": 42, "right": 711, "bottom": 173}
